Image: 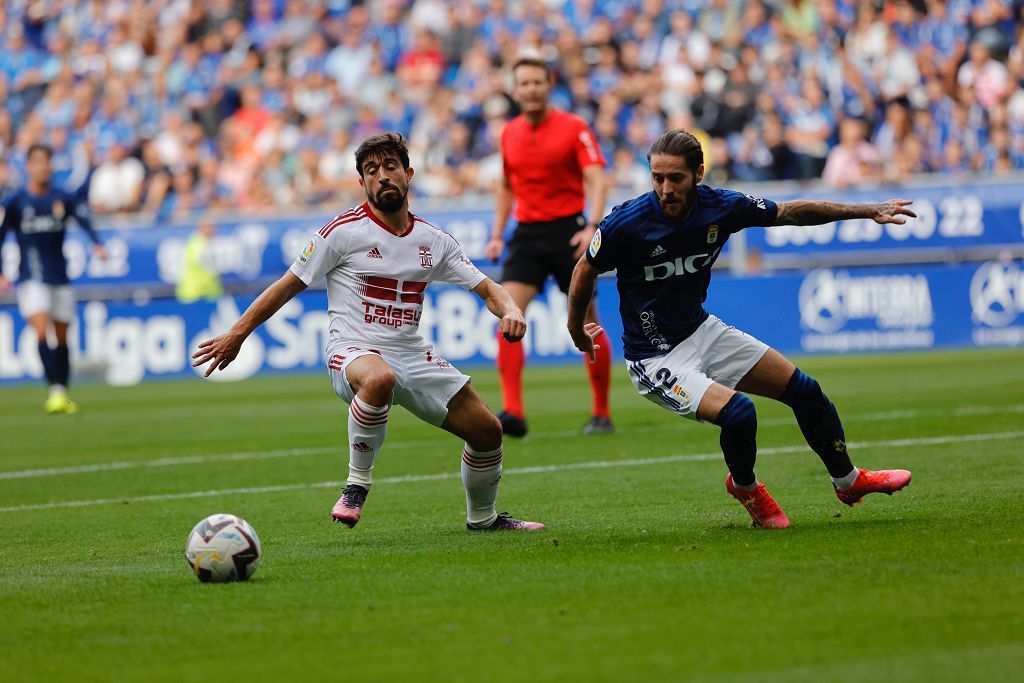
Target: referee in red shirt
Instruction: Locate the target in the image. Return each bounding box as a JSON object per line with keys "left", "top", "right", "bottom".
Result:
{"left": 484, "top": 56, "right": 612, "bottom": 437}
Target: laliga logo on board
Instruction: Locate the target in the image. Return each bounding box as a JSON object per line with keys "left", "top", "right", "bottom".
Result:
{"left": 970, "top": 261, "right": 1023, "bottom": 328}
{"left": 798, "top": 268, "right": 933, "bottom": 334}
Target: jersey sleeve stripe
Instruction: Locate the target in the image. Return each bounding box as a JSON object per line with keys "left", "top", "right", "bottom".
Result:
{"left": 602, "top": 201, "right": 649, "bottom": 232}
{"left": 319, "top": 208, "right": 366, "bottom": 238}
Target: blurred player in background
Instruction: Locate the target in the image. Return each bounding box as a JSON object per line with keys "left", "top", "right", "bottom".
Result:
{"left": 193, "top": 133, "right": 544, "bottom": 532}
{"left": 568, "top": 130, "right": 913, "bottom": 529}
{"left": 0, "top": 144, "right": 106, "bottom": 414}
{"left": 176, "top": 221, "right": 223, "bottom": 303}
{"left": 485, "top": 56, "right": 612, "bottom": 438}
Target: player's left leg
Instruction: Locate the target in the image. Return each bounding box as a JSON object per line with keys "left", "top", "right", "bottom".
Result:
{"left": 736, "top": 348, "right": 911, "bottom": 505}
{"left": 40, "top": 285, "right": 77, "bottom": 413}
{"left": 440, "top": 383, "right": 544, "bottom": 531}
{"left": 50, "top": 318, "right": 77, "bottom": 414}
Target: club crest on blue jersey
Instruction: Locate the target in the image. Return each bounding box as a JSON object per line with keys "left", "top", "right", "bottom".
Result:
{"left": 52, "top": 201, "right": 65, "bottom": 219}
{"left": 707, "top": 224, "right": 718, "bottom": 243}
{"left": 589, "top": 228, "right": 602, "bottom": 257}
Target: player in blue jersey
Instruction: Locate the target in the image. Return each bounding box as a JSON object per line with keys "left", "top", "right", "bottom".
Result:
{"left": 567, "top": 130, "right": 913, "bottom": 529}
{"left": 0, "top": 144, "right": 105, "bottom": 413}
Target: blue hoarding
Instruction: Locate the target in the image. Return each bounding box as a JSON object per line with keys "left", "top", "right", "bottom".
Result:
{"left": 2, "top": 177, "right": 1022, "bottom": 290}
{"left": 1, "top": 260, "right": 1021, "bottom": 386}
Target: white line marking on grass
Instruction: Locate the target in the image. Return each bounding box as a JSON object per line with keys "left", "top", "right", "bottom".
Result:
{"left": 2, "top": 430, "right": 1021, "bottom": 514}
{"left": 4, "top": 403, "right": 1022, "bottom": 482}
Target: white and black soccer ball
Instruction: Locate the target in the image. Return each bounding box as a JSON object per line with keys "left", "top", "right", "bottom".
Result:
{"left": 185, "top": 513, "right": 262, "bottom": 583}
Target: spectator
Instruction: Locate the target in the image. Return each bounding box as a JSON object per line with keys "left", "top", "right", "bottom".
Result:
{"left": 88, "top": 143, "right": 145, "bottom": 214}
{"left": 786, "top": 77, "right": 834, "bottom": 179}
{"left": 0, "top": 0, "right": 1021, "bottom": 213}
{"left": 822, "top": 117, "right": 882, "bottom": 187}
{"left": 958, "top": 40, "right": 1010, "bottom": 108}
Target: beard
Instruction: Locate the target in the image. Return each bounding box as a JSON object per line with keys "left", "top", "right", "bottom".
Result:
{"left": 367, "top": 183, "right": 407, "bottom": 213}
{"left": 659, "top": 182, "right": 698, "bottom": 219}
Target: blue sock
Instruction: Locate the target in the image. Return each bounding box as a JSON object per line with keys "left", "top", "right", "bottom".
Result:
{"left": 37, "top": 341, "right": 58, "bottom": 387}
{"left": 714, "top": 393, "right": 758, "bottom": 487}
{"left": 779, "top": 369, "right": 854, "bottom": 478}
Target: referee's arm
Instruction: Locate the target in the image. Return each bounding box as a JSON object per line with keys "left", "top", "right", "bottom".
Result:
{"left": 486, "top": 174, "right": 514, "bottom": 263}
{"left": 572, "top": 164, "right": 608, "bottom": 259}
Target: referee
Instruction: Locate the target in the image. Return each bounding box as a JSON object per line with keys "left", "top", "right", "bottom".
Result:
{"left": 484, "top": 56, "right": 612, "bottom": 437}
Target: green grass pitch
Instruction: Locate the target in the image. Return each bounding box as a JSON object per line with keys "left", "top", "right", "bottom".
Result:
{"left": 1, "top": 348, "right": 1022, "bottom": 682}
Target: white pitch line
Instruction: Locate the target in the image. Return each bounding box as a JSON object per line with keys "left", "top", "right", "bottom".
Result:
{"left": 3, "top": 403, "right": 1022, "bottom": 482}
{"left": 1, "top": 429, "right": 1021, "bottom": 514}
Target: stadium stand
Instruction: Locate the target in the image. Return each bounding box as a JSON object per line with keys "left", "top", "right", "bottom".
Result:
{"left": 1, "top": 0, "right": 1023, "bottom": 218}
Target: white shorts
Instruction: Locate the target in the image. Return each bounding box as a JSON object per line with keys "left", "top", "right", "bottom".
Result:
{"left": 626, "top": 315, "right": 769, "bottom": 422}
{"left": 17, "top": 281, "right": 75, "bottom": 321}
{"left": 326, "top": 342, "right": 471, "bottom": 427}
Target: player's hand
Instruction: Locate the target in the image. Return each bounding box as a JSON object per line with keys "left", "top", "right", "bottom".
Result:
{"left": 869, "top": 199, "right": 917, "bottom": 225}
{"left": 569, "top": 224, "right": 597, "bottom": 260}
{"left": 93, "top": 244, "right": 108, "bottom": 259}
{"left": 569, "top": 321, "right": 604, "bottom": 363}
{"left": 485, "top": 238, "right": 505, "bottom": 264}
{"left": 0, "top": 275, "right": 11, "bottom": 295}
{"left": 499, "top": 309, "right": 526, "bottom": 343}
{"left": 192, "top": 331, "right": 246, "bottom": 377}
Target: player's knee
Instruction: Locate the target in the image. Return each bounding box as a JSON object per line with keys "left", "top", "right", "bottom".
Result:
{"left": 359, "top": 368, "right": 397, "bottom": 402}
{"left": 779, "top": 368, "right": 827, "bottom": 408}
{"left": 473, "top": 413, "right": 503, "bottom": 451}
{"left": 714, "top": 393, "right": 757, "bottom": 434}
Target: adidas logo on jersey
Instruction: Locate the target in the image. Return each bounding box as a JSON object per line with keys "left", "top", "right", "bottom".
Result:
{"left": 650, "top": 244, "right": 667, "bottom": 257}
{"left": 367, "top": 246, "right": 382, "bottom": 259}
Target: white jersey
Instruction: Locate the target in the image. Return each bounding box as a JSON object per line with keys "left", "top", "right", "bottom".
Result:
{"left": 290, "top": 202, "right": 487, "bottom": 351}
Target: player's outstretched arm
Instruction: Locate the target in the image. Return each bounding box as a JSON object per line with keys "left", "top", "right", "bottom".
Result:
{"left": 192, "top": 271, "right": 307, "bottom": 377}
{"left": 773, "top": 199, "right": 917, "bottom": 226}
{"left": 472, "top": 277, "right": 526, "bottom": 342}
{"left": 566, "top": 257, "right": 604, "bottom": 362}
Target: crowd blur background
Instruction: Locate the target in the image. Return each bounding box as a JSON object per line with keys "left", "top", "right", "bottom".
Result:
{"left": 1, "top": 0, "right": 1022, "bottom": 221}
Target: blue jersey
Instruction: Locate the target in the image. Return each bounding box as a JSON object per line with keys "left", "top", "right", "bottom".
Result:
{"left": 586, "top": 186, "right": 778, "bottom": 360}
{"left": 0, "top": 186, "right": 100, "bottom": 285}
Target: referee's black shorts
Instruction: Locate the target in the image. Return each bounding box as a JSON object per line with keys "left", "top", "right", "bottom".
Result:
{"left": 500, "top": 213, "right": 587, "bottom": 293}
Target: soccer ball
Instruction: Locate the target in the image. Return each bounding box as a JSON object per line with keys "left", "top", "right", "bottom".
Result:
{"left": 185, "top": 513, "right": 262, "bottom": 583}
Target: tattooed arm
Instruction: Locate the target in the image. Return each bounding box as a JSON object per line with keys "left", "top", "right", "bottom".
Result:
{"left": 773, "top": 199, "right": 917, "bottom": 226}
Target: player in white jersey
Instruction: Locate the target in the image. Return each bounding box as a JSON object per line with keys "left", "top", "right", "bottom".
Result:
{"left": 193, "top": 133, "right": 544, "bottom": 532}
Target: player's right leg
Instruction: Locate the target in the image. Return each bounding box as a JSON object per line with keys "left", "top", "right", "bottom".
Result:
{"left": 628, "top": 343, "right": 788, "bottom": 529}
{"left": 494, "top": 280, "right": 539, "bottom": 437}
{"left": 441, "top": 382, "right": 544, "bottom": 531}
{"left": 696, "top": 384, "right": 789, "bottom": 529}
{"left": 328, "top": 351, "right": 396, "bottom": 527}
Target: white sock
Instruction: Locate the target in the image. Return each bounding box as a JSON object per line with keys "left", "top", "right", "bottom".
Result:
{"left": 462, "top": 444, "right": 502, "bottom": 528}
{"left": 832, "top": 467, "right": 860, "bottom": 491}
{"left": 734, "top": 479, "right": 759, "bottom": 492}
{"left": 346, "top": 396, "right": 390, "bottom": 490}
{"left": 49, "top": 384, "right": 67, "bottom": 398}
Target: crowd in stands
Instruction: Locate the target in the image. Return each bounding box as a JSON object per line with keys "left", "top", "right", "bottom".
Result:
{"left": 1, "top": 0, "right": 1023, "bottom": 219}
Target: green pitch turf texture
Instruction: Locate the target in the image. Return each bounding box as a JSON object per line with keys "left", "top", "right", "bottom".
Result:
{"left": 1, "top": 348, "right": 1022, "bottom": 682}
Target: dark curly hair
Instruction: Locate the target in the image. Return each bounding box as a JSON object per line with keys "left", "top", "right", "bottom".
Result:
{"left": 647, "top": 129, "right": 703, "bottom": 174}
{"left": 354, "top": 132, "right": 410, "bottom": 178}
